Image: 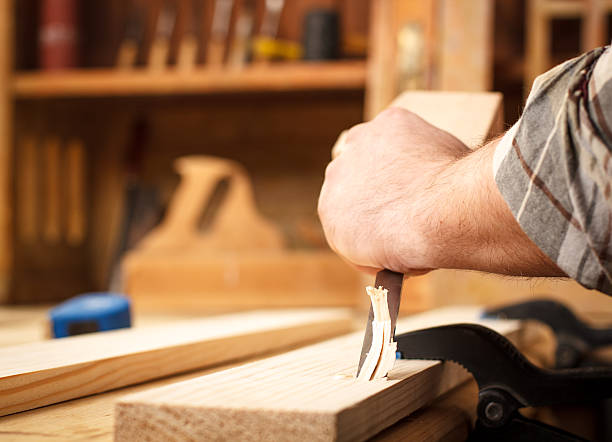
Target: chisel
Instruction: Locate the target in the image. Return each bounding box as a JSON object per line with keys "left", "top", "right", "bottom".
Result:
{"left": 355, "top": 269, "right": 403, "bottom": 378}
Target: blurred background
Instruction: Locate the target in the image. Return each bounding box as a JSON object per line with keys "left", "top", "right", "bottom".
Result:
{"left": 1, "top": 0, "right": 612, "bottom": 316}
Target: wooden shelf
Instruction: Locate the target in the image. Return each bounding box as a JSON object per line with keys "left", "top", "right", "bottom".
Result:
{"left": 13, "top": 61, "right": 366, "bottom": 98}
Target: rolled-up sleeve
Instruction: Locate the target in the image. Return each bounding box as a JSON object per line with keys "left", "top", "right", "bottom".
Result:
{"left": 493, "top": 45, "right": 612, "bottom": 294}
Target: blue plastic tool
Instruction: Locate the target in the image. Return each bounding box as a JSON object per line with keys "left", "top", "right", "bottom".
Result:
{"left": 49, "top": 293, "right": 132, "bottom": 338}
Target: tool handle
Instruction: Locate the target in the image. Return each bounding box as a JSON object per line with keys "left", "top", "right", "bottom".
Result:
{"left": 139, "top": 156, "right": 284, "bottom": 251}
{"left": 485, "top": 299, "right": 612, "bottom": 348}
{"left": 374, "top": 270, "right": 403, "bottom": 338}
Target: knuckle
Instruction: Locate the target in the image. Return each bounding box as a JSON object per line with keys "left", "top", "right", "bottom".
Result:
{"left": 345, "top": 123, "right": 366, "bottom": 141}
{"left": 379, "top": 107, "right": 404, "bottom": 119}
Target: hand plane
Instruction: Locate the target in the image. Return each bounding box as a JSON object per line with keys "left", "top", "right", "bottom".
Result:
{"left": 396, "top": 323, "right": 612, "bottom": 441}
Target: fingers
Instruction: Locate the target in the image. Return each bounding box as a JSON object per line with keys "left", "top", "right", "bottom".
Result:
{"left": 353, "top": 264, "right": 381, "bottom": 275}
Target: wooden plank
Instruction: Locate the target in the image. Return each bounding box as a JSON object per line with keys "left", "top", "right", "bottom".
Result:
{"left": 364, "top": 0, "right": 398, "bottom": 119}
{"left": 525, "top": 0, "right": 551, "bottom": 92}
{"left": 390, "top": 91, "right": 503, "bottom": 148}
{"left": 371, "top": 380, "right": 476, "bottom": 442}
{"left": 428, "top": 268, "right": 612, "bottom": 317}
{"left": 582, "top": 0, "right": 609, "bottom": 52}
{"left": 364, "top": 0, "right": 440, "bottom": 119}
{"left": 12, "top": 62, "right": 366, "bottom": 98}
{"left": 0, "top": 358, "right": 251, "bottom": 441}
{"left": 0, "top": 325, "right": 552, "bottom": 442}
{"left": 125, "top": 251, "right": 365, "bottom": 310}
{"left": 0, "top": 308, "right": 353, "bottom": 416}
{"left": 115, "top": 307, "right": 524, "bottom": 442}
{"left": 0, "top": 0, "right": 13, "bottom": 301}
{"left": 438, "top": 0, "right": 493, "bottom": 91}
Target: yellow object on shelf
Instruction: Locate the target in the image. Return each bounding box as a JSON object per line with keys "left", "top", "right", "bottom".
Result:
{"left": 252, "top": 36, "right": 302, "bottom": 61}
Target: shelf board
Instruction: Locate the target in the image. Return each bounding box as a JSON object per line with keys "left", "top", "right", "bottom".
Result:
{"left": 13, "top": 61, "right": 366, "bottom": 98}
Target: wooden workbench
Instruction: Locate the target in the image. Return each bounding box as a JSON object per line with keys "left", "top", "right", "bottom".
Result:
{"left": 0, "top": 305, "right": 486, "bottom": 442}
{"left": 0, "top": 304, "right": 559, "bottom": 442}
{"left": 0, "top": 306, "right": 354, "bottom": 440}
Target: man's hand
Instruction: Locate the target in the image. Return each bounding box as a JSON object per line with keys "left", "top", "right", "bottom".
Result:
{"left": 318, "top": 107, "right": 565, "bottom": 277}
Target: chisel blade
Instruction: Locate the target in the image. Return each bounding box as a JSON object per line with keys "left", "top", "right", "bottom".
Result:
{"left": 355, "top": 269, "right": 403, "bottom": 378}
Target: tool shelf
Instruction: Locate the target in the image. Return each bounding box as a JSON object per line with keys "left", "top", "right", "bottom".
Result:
{"left": 13, "top": 61, "right": 367, "bottom": 99}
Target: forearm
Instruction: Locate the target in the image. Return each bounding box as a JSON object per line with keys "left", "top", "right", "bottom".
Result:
{"left": 425, "top": 137, "right": 566, "bottom": 277}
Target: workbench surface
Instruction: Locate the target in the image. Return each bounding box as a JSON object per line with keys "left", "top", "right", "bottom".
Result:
{"left": 0, "top": 306, "right": 240, "bottom": 440}
{"left": 0, "top": 306, "right": 479, "bottom": 442}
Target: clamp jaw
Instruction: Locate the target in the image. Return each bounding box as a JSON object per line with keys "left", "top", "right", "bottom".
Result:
{"left": 396, "top": 323, "right": 612, "bottom": 441}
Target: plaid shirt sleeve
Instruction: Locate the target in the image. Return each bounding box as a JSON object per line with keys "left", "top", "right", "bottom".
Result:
{"left": 493, "top": 45, "right": 612, "bottom": 295}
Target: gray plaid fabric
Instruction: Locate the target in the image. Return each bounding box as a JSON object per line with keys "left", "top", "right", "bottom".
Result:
{"left": 493, "top": 45, "right": 612, "bottom": 295}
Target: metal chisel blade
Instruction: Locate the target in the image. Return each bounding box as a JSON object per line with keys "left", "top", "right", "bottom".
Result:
{"left": 355, "top": 269, "right": 404, "bottom": 377}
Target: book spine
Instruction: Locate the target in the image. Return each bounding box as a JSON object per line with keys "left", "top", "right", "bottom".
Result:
{"left": 39, "top": 0, "right": 78, "bottom": 70}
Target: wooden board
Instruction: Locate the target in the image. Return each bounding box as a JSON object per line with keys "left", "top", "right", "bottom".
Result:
{"left": 390, "top": 91, "right": 503, "bottom": 148}
{"left": 364, "top": 0, "right": 439, "bottom": 119}
{"left": 428, "top": 269, "right": 612, "bottom": 317}
{"left": 0, "top": 322, "right": 554, "bottom": 442}
{"left": 125, "top": 251, "right": 366, "bottom": 310}
{"left": 0, "top": 360, "right": 246, "bottom": 441}
{"left": 115, "top": 307, "right": 525, "bottom": 441}
{"left": 0, "top": 308, "right": 352, "bottom": 416}
{"left": 438, "top": 0, "right": 493, "bottom": 91}
{"left": 371, "top": 380, "right": 476, "bottom": 442}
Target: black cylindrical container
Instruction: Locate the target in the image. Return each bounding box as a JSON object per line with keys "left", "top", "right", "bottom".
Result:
{"left": 303, "top": 9, "right": 340, "bottom": 60}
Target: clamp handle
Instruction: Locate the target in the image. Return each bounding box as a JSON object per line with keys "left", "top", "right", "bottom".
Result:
{"left": 396, "top": 323, "right": 612, "bottom": 408}
{"left": 485, "top": 299, "right": 612, "bottom": 368}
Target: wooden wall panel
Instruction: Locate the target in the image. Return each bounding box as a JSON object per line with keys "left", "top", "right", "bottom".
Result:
{"left": 0, "top": 0, "right": 14, "bottom": 302}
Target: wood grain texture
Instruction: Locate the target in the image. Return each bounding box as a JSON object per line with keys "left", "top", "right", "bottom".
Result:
{"left": 12, "top": 62, "right": 366, "bottom": 98}
{"left": 390, "top": 91, "right": 503, "bottom": 148}
{"left": 137, "top": 156, "right": 284, "bottom": 252}
{"left": 115, "top": 307, "right": 524, "bottom": 442}
{"left": 525, "top": 0, "right": 551, "bottom": 92}
{"left": 0, "top": 0, "right": 13, "bottom": 301}
{"left": 17, "top": 136, "right": 37, "bottom": 243}
{"left": 429, "top": 269, "right": 612, "bottom": 317}
{"left": 65, "top": 139, "right": 86, "bottom": 246}
{"left": 0, "top": 308, "right": 352, "bottom": 416}
{"left": 43, "top": 137, "right": 61, "bottom": 244}
{"left": 438, "top": 0, "right": 493, "bottom": 91}
{"left": 0, "top": 325, "right": 552, "bottom": 442}
{"left": 371, "top": 380, "right": 476, "bottom": 442}
{"left": 0, "top": 361, "right": 234, "bottom": 441}
{"left": 124, "top": 251, "right": 364, "bottom": 309}
{"left": 123, "top": 154, "right": 363, "bottom": 309}
{"left": 364, "top": 0, "right": 397, "bottom": 119}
